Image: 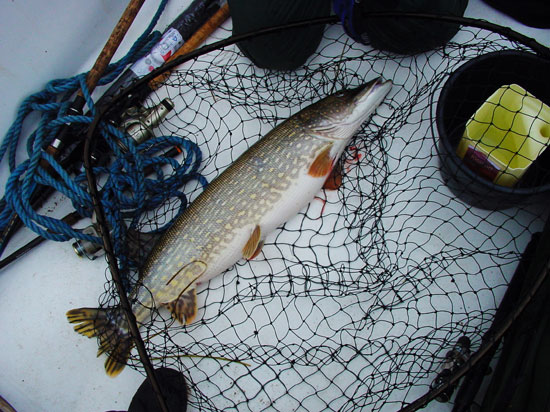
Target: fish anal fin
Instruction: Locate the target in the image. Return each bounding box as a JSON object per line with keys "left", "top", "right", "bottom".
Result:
{"left": 323, "top": 161, "right": 342, "bottom": 190}
{"left": 163, "top": 288, "right": 197, "bottom": 325}
{"left": 309, "top": 144, "right": 334, "bottom": 177}
{"left": 242, "top": 225, "right": 262, "bottom": 259}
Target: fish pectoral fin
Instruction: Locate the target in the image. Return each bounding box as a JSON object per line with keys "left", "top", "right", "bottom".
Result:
{"left": 163, "top": 288, "right": 197, "bottom": 325}
{"left": 323, "top": 161, "right": 343, "bottom": 190}
{"left": 163, "top": 260, "right": 207, "bottom": 302}
{"left": 309, "top": 143, "right": 334, "bottom": 177}
{"left": 242, "top": 225, "right": 262, "bottom": 260}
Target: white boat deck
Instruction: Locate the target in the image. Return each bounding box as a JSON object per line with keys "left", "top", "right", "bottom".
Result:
{"left": 0, "top": 1, "right": 549, "bottom": 411}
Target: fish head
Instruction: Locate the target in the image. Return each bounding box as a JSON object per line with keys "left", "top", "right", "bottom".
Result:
{"left": 302, "top": 77, "right": 392, "bottom": 141}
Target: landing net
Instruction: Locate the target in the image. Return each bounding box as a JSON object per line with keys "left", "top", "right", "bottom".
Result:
{"left": 92, "top": 20, "right": 549, "bottom": 411}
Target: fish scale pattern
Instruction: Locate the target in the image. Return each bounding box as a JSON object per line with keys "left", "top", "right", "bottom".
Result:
{"left": 93, "top": 21, "right": 549, "bottom": 412}
{"left": 136, "top": 118, "right": 326, "bottom": 313}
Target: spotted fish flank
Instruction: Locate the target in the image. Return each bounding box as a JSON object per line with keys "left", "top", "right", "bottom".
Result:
{"left": 67, "top": 78, "right": 393, "bottom": 377}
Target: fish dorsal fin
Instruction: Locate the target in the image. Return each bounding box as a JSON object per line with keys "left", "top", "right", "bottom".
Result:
{"left": 163, "top": 288, "right": 197, "bottom": 325}
{"left": 242, "top": 225, "right": 262, "bottom": 259}
{"left": 162, "top": 260, "right": 207, "bottom": 303}
{"left": 308, "top": 143, "right": 334, "bottom": 177}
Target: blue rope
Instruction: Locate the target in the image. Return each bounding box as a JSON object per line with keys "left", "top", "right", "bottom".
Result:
{"left": 0, "top": 0, "right": 208, "bottom": 259}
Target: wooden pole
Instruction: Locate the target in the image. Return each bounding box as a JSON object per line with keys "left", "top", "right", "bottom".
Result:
{"left": 84, "top": 0, "right": 146, "bottom": 93}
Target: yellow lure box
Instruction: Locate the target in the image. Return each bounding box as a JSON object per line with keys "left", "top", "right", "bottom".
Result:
{"left": 456, "top": 84, "right": 550, "bottom": 187}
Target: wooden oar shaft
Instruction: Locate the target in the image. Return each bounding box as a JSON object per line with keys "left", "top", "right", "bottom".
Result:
{"left": 84, "top": 0, "right": 146, "bottom": 93}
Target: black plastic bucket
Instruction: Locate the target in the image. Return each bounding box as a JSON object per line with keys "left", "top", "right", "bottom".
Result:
{"left": 435, "top": 50, "right": 550, "bottom": 209}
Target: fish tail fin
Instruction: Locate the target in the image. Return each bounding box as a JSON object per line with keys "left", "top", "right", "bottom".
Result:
{"left": 67, "top": 307, "right": 133, "bottom": 377}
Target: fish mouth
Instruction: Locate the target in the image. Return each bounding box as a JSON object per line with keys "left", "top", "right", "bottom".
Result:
{"left": 343, "top": 77, "right": 392, "bottom": 130}
{"left": 311, "top": 77, "right": 392, "bottom": 141}
{"left": 353, "top": 77, "right": 393, "bottom": 103}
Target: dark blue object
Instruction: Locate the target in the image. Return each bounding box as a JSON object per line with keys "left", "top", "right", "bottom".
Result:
{"left": 0, "top": 0, "right": 208, "bottom": 262}
{"left": 229, "top": 0, "right": 331, "bottom": 70}
{"left": 333, "top": 0, "right": 468, "bottom": 55}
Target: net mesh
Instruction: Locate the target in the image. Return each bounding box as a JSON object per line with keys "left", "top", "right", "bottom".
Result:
{"left": 93, "top": 21, "right": 549, "bottom": 411}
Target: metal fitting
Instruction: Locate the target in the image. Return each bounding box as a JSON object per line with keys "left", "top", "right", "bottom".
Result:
{"left": 72, "top": 224, "right": 105, "bottom": 260}
{"left": 118, "top": 98, "right": 174, "bottom": 151}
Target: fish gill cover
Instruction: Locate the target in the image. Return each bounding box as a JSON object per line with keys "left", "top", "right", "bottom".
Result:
{"left": 88, "top": 19, "right": 549, "bottom": 412}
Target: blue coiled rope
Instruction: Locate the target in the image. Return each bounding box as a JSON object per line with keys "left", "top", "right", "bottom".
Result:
{"left": 0, "top": 0, "right": 207, "bottom": 257}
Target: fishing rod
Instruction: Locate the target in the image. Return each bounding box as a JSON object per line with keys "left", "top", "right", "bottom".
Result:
{"left": 57, "top": 1, "right": 229, "bottom": 172}
{"left": 50, "top": 0, "right": 224, "bottom": 165}
{"left": 88, "top": 0, "right": 224, "bottom": 163}
{"left": 0, "top": 211, "right": 82, "bottom": 270}
{"left": 0, "top": 0, "right": 226, "bottom": 258}
{"left": 0, "top": 2, "right": 231, "bottom": 269}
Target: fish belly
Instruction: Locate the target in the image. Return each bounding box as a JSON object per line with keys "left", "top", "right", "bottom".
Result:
{"left": 258, "top": 171, "right": 326, "bottom": 236}
{"left": 197, "top": 170, "right": 327, "bottom": 285}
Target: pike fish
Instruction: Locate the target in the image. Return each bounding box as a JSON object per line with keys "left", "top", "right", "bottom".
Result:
{"left": 67, "top": 77, "right": 392, "bottom": 377}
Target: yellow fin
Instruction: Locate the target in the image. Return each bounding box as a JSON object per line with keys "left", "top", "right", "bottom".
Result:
{"left": 242, "top": 225, "right": 261, "bottom": 259}
{"left": 67, "top": 307, "right": 132, "bottom": 377}
{"left": 163, "top": 288, "right": 197, "bottom": 325}
{"left": 308, "top": 144, "right": 334, "bottom": 177}
{"left": 104, "top": 338, "right": 133, "bottom": 378}
{"left": 67, "top": 308, "right": 106, "bottom": 338}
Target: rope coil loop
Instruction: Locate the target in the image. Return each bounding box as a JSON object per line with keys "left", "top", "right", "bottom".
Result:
{"left": 0, "top": 0, "right": 207, "bottom": 256}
